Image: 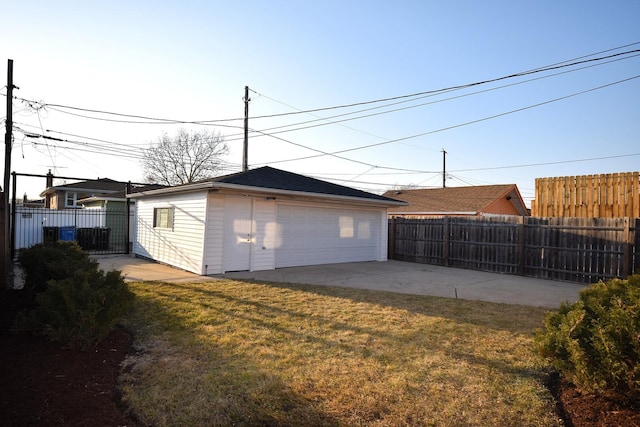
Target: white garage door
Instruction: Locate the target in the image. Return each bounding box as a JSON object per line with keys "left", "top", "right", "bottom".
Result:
{"left": 275, "top": 205, "right": 381, "bottom": 268}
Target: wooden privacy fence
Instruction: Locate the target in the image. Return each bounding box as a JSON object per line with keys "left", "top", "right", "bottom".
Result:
{"left": 532, "top": 172, "right": 640, "bottom": 218}
{"left": 388, "top": 216, "right": 640, "bottom": 284}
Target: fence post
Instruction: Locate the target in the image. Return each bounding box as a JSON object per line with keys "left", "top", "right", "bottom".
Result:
{"left": 387, "top": 217, "right": 395, "bottom": 260}
{"left": 623, "top": 217, "right": 636, "bottom": 277}
{"left": 443, "top": 217, "right": 450, "bottom": 267}
{"left": 635, "top": 218, "right": 640, "bottom": 275}
{"left": 126, "top": 182, "right": 131, "bottom": 255}
{"left": 518, "top": 216, "right": 525, "bottom": 275}
{"left": 10, "top": 171, "right": 16, "bottom": 259}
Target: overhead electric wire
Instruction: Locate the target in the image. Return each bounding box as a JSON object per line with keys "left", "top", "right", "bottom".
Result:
{"left": 10, "top": 44, "right": 639, "bottom": 127}
{"left": 217, "top": 49, "right": 640, "bottom": 147}
{"left": 9, "top": 42, "right": 639, "bottom": 189}
{"left": 229, "top": 52, "right": 640, "bottom": 142}
{"left": 43, "top": 105, "right": 246, "bottom": 128}
{"left": 13, "top": 123, "right": 147, "bottom": 156}
{"left": 448, "top": 152, "right": 640, "bottom": 172}
{"left": 262, "top": 75, "right": 640, "bottom": 165}
{"left": 15, "top": 128, "right": 145, "bottom": 160}
{"left": 247, "top": 128, "right": 395, "bottom": 170}
{"left": 245, "top": 46, "right": 640, "bottom": 120}
{"left": 15, "top": 125, "right": 244, "bottom": 175}
{"left": 45, "top": 129, "right": 151, "bottom": 148}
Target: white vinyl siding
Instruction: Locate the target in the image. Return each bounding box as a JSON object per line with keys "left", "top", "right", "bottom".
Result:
{"left": 134, "top": 191, "right": 208, "bottom": 274}
{"left": 202, "top": 193, "right": 224, "bottom": 274}
{"left": 275, "top": 203, "right": 385, "bottom": 268}
{"left": 133, "top": 192, "right": 389, "bottom": 275}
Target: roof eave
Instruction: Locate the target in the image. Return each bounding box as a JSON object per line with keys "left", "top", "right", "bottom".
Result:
{"left": 128, "top": 181, "right": 407, "bottom": 207}
{"left": 78, "top": 196, "right": 126, "bottom": 203}
{"left": 390, "top": 211, "right": 478, "bottom": 215}
{"left": 39, "top": 187, "right": 121, "bottom": 197}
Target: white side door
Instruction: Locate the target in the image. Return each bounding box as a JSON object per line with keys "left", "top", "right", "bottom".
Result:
{"left": 223, "top": 197, "right": 253, "bottom": 271}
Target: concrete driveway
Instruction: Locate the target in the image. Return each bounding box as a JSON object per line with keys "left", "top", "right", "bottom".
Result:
{"left": 96, "top": 255, "right": 585, "bottom": 308}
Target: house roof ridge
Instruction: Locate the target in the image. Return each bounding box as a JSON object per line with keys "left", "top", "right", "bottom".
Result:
{"left": 130, "top": 166, "right": 406, "bottom": 205}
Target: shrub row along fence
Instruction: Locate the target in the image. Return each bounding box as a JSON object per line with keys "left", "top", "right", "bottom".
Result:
{"left": 388, "top": 216, "right": 640, "bottom": 284}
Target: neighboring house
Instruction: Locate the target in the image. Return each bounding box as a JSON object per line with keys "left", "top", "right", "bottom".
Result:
{"left": 382, "top": 184, "right": 528, "bottom": 218}
{"left": 78, "top": 184, "right": 166, "bottom": 251}
{"left": 40, "top": 177, "right": 128, "bottom": 209}
{"left": 128, "top": 166, "right": 406, "bottom": 275}
{"left": 20, "top": 195, "right": 45, "bottom": 208}
{"left": 77, "top": 184, "right": 166, "bottom": 209}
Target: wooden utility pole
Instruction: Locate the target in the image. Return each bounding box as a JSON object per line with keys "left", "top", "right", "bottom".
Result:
{"left": 3, "top": 59, "right": 15, "bottom": 288}
{"left": 442, "top": 149, "right": 447, "bottom": 188}
{"left": 242, "top": 85, "right": 250, "bottom": 171}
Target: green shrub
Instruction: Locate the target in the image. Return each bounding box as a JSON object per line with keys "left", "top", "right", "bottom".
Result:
{"left": 18, "top": 267, "right": 135, "bottom": 350}
{"left": 15, "top": 241, "right": 134, "bottom": 350}
{"left": 535, "top": 275, "right": 640, "bottom": 397}
{"left": 17, "top": 241, "right": 98, "bottom": 295}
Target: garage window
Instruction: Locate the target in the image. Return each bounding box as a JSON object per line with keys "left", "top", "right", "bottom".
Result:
{"left": 153, "top": 207, "right": 174, "bottom": 229}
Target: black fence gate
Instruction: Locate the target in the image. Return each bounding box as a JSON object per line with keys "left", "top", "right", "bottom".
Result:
{"left": 14, "top": 207, "right": 132, "bottom": 255}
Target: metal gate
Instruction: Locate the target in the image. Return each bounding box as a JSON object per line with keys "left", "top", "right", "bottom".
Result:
{"left": 14, "top": 206, "right": 133, "bottom": 255}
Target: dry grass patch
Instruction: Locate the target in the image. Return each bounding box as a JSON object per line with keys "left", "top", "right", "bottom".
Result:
{"left": 121, "top": 279, "right": 561, "bottom": 426}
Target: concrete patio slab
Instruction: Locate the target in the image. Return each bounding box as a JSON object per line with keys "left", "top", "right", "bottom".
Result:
{"left": 95, "top": 255, "right": 586, "bottom": 308}
{"left": 95, "top": 255, "right": 219, "bottom": 284}
{"left": 223, "top": 260, "right": 586, "bottom": 308}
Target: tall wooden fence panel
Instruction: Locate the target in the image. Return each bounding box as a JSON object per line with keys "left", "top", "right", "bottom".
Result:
{"left": 389, "top": 216, "right": 639, "bottom": 284}
{"left": 532, "top": 172, "right": 640, "bottom": 218}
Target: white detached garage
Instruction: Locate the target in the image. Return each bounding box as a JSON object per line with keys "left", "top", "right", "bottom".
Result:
{"left": 128, "top": 167, "right": 406, "bottom": 275}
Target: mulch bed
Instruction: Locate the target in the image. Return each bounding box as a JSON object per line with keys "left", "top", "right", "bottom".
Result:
{"left": 1, "top": 289, "right": 638, "bottom": 426}
{"left": 0, "top": 290, "right": 137, "bottom": 426}
{"left": 0, "top": 328, "right": 136, "bottom": 426}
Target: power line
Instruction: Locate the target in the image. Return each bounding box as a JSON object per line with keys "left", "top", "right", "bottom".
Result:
{"left": 45, "top": 129, "right": 151, "bottom": 148}
{"left": 8, "top": 43, "right": 639, "bottom": 189}
{"left": 10, "top": 44, "right": 640, "bottom": 127}
{"left": 44, "top": 106, "right": 245, "bottom": 128}
{"left": 15, "top": 75, "right": 640, "bottom": 185}
{"left": 261, "top": 75, "right": 640, "bottom": 165}
{"left": 234, "top": 52, "right": 640, "bottom": 141}
{"left": 246, "top": 46, "right": 640, "bottom": 119}
{"left": 448, "top": 152, "right": 640, "bottom": 173}
{"left": 14, "top": 126, "right": 244, "bottom": 172}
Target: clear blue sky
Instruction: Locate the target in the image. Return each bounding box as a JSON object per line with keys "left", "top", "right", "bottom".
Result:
{"left": 2, "top": 1, "right": 639, "bottom": 207}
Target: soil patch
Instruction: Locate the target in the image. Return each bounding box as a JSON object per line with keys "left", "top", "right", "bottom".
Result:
{"left": 0, "top": 289, "right": 137, "bottom": 426}
{"left": 548, "top": 372, "right": 640, "bottom": 427}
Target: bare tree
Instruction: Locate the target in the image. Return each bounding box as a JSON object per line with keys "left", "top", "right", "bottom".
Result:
{"left": 143, "top": 129, "right": 229, "bottom": 186}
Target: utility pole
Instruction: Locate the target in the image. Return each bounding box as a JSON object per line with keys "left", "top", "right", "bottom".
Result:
{"left": 242, "top": 85, "right": 250, "bottom": 171}
{"left": 442, "top": 148, "right": 447, "bottom": 188}
{"left": 4, "top": 59, "right": 15, "bottom": 288}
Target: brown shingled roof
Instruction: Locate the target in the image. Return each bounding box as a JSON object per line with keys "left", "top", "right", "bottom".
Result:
{"left": 382, "top": 184, "right": 527, "bottom": 215}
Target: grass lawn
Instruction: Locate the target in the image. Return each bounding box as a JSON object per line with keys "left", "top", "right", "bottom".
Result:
{"left": 120, "top": 279, "right": 561, "bottom": 426}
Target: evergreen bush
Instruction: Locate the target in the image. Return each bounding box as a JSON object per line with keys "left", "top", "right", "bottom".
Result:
{"left": 535, "top": 274, "right": 640, "bottom": 397}
{"left": 17, "top": 241, "right": 98, "bottom": 295}
{"left": 15, "top": 241, "right": 135, "bottom": 350}
{"left": 19, "top": 268, "right": 135, "bottom": 350}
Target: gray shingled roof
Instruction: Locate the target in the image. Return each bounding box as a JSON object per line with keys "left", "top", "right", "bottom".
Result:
{"left": 207, "top": 166, "right": 401, "bottom": 203}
